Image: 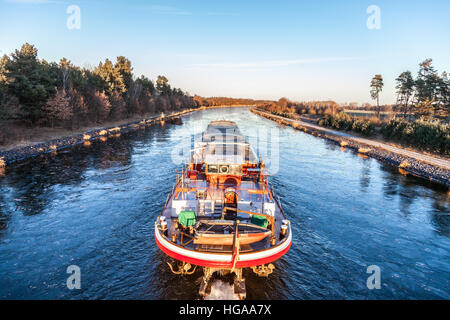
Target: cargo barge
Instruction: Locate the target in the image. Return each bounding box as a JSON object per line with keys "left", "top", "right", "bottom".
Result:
{"left": 155, "top": 120, "right": 292, "bottom": 299}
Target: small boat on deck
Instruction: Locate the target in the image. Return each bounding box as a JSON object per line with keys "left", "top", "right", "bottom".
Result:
{"left": 193, "top": 221, "right": 272, "bottom": 246}
{"left": 154, "top": 120, "right": 292, "bottom": 299}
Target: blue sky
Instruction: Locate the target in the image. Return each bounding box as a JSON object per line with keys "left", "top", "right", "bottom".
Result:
{"left": 1, "top": 0, "right": 449, "bottom": 104}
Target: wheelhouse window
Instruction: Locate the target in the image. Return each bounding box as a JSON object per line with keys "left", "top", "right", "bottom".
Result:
{"left": 207, "top": 165, "right": 218, "bottom": 173}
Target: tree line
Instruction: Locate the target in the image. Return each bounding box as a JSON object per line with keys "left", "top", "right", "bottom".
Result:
{"left": 259, "top": 98, "right": 340, "bottom": 117}
{"left": 258, "top": 58, "right": 449, "bottom": 121}
{"left": 370, "top": 58, "right": 449, "bottom": 118}
{"left": 0, "top": 43, "right": 196, "bottom": 129}
{"left": 192, "top": 96, "right": 271, "bottom": 107}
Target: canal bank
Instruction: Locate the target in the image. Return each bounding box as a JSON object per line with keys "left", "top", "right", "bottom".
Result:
{"left": 0, "top": 109, "right": 196, "bottom": 167}
{"left": 251, "top": 107, "right": 450, "bottom": 188}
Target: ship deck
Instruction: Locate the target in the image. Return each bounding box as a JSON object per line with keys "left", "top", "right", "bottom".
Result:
{"left": 157, "top": 178, "right": 289, "bottom": 255}
{"left": 154, "top": 120, "right": 291, "bottom": 269}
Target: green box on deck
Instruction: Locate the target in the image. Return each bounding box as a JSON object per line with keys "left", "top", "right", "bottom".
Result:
{"left": 251, "top": 215, "right": 268, "bottom": 228}
{"left": 179, "top": 210, "right": 196, "bottom": 227}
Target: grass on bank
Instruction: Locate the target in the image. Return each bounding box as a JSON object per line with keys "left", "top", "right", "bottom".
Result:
{"left": 316, "top": 112, "right": 449, "bottom": 157}
{"left": 318, "top": 112, "right": 376, "bottom": 136}
{"left": 381, "top": 118, "right": 450, "bottom": 156}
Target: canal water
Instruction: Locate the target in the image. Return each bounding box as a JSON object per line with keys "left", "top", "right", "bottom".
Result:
{"left": 0, "top": 107, "right": 448, "bottom": 299}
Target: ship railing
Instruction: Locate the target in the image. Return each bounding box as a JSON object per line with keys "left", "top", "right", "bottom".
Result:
{"left": 164, "top": 181, "right": 178, "bottom": 209}
{"left": 267, "top": 181, "right": 285, "bottom": 216}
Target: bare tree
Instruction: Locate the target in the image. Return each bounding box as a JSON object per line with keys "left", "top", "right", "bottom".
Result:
{"left": 43, "top": 89, "right": 72, "bottom": 127}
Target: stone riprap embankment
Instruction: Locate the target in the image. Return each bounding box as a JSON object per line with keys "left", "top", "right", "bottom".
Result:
{"left": 0, "top": 110, "right": 188, "bottom": 167}
{"left": 251, "top": 107, "right": 450, "bottom": 188}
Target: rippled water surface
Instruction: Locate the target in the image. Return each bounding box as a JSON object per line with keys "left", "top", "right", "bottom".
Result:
{"left": 0, "top": 108, "right": 449, "bottom": 299}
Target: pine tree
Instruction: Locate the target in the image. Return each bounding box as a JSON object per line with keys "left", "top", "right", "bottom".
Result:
{"left": 156, "top": 75, "right": 171, "bottom": 96}
{"left": 94, "top": 59, "right": 126, "bottom": 95}
{"left": 94, "top": 90, "right": 111, "bottom": 122}
{"left": 395, "top": 71, "right": 415, "bottom": 116}
{"left": 3, "top": 43, "right": 57, "bottom": 123}
{"left": 109, "top": 90, "right": 126, "bottom": 120}
{"left": 436, "top": 72, "right": 450, "bottom": 117}
{"left": 370, "top": 74, "right": 384, "bottom": 116}
{"left": 115, "top": 56, "right": 133, "bottom": 94}
{"left": 69, "top": 88, "right": 88, "bottom": 128}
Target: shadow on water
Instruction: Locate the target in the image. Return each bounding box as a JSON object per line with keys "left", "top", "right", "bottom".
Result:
{"left": 0, "top": 193, "right": 8, "bottom": 233}
{"left": 1, "top": 136, "right": 139, "bottom": 217}
{"left": 431, "top": 199, "right": 450, "bottom": 238}
{"left": 359, "top": 157, "right": 372, "bottom": 192}
{"left": 380, "top": 165, "right": 449, "bottom": 237}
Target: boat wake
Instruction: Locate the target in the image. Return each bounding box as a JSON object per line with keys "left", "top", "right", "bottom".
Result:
{"left": 204, "top": 280, "right": 239, "bottom": 300}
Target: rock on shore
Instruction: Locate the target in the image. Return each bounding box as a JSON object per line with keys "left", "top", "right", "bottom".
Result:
{"left": 0, "top": 110, "right": 190, "bottom": 167}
